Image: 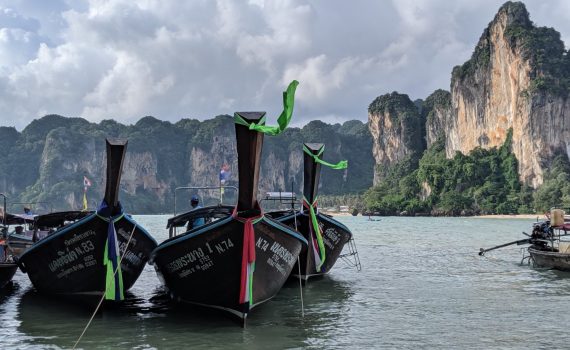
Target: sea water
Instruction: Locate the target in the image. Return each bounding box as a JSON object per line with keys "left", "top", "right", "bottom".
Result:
{"left": 1, "top": 215, "right": 568, "bottom": 349}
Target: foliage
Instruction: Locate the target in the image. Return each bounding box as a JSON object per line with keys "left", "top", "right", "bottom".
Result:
{"left": 533, "top": 154, "right": 570, "bottom": 212}
{"left": 1, "top": 114, "right": 373, "bottom": 214}
{"left": 453, "top": 1, "right": 570, "bottom": 95}
{"left": 364, "top": 129, "right": 535, "bottom": 215}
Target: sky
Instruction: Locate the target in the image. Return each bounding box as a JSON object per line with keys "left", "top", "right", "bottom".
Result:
{"left": 0, "top": 0, "right": 568, "bottom": 129}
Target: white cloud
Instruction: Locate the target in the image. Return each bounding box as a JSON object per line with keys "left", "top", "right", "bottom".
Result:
{"left": 0, "top": 0, "right": 568, "bottom": 129}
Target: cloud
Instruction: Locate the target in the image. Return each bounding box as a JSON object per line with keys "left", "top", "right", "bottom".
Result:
{"left": 0, "top": 0, "right": 568, "bottom": 129}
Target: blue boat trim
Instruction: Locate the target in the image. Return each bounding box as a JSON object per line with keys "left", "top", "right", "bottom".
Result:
{"left": 262, "top": 217, "right": 308, "bottom": 245}
{"left": 20, "top": 213, "right": 98, "bottom": 260}
{"left": 152, "top": 216, "right": 234, "bottom": 254}
{"left": 276, "top": 212, "right": 297, "bottom": 222}
{"left": 318, "top": 213, "right": 353, "bottom": 236}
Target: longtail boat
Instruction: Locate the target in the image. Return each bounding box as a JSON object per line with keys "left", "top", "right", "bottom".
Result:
{"left": 6, "top": 210, "right": 92, "bottom": 257}
{"left": 151, "top": 82, "right": 308, "bottom": 323}
{"left": 480, "top": 209, "right": 570, "bottom": 271}
{"left": 0, "top": 194, "right": 21, "bottom": 288}
{"left": 276, "top": 143, "right": 352, "bottom": 281}
{"left": 17, "top": 139, "right": 157, "bottom": 301}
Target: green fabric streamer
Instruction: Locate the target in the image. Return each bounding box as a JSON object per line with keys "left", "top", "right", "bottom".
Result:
{"left": 249, "top": 262, "right": 255, "bottom": 305}
{"left": 104, "top": 240, "right": 124, "bottom": 300}
{"left": 100, "top": 214, "right": 125, "bottom": 301}
{"left": 304, "top": 195, "right": 326, "bottom": 271}
{"left": 234, "top": 80, "right": 299, "bottom": 135}
{"left": 303, "top": 144, "right": 348, "bottom": 170}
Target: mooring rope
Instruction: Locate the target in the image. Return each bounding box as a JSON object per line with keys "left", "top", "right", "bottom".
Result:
{"left": 293, "top": 206, "right": 304, "bottom": 318}
{"left": 72, "top": 223, "right": 137, "bottom": 349}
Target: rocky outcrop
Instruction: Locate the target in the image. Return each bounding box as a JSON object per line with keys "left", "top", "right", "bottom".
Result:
{"left": 447, "top": 1, "right": 570, "bottom": 188}
{"left": 368, "top": 1, "right": 570, "bottom": 189}
{"left": 0, "top": 115, "right": 373, "bottom": 213}
{"left": 422, "top": 90, "right": 452, "bottom": 147}
{"left": 368, "top": 92, "right": 425, "bottom": 185}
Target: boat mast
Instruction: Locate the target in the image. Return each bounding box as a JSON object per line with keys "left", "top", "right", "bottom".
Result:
{"left": 303, "top": 143, "right": 324, "bottom": 205}
{"left": 234, "top": 112, "right": 265, "bottom": 214}
{"left": 104, "top": 139, "right": 128, "bottom": 215}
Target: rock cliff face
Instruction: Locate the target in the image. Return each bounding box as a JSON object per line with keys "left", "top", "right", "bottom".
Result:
{"left": 368, "top": 1, "right": 570, "bottom": 189}
{"left": 448, "top": 1, "right": 570, "bottom": 188}
{"left": 0, "top": 114, "right": 373, "bottom": 213}
{"left": 368, "top": 92, "right": 425, "bottom": 185}
{"left": 423, "top": 90, "right": 452, "bottom": 148}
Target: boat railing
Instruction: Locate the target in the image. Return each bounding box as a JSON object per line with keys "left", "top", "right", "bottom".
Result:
{"left": 9, "top": 201, "right": 53, "bottom": 215}
{"left": 339, "top": 236, "right": 362, "bottom": 271}
{"left": 259, "top": 191, "right": 301, "bottom": 212}
{"left": 173, "top": 185, "right": 238, "bottom": 216}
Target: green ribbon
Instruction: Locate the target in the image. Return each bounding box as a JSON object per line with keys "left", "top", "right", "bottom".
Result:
{"left": 303, "top": 196, "right": 326, "bottom": 272}
{"left": 303, "top": 145, "right": 348, "bottom": 170}
{"left": 234, "top": 80, "right": 299, "bottom": 135}
{"left": 104, "top": 239, "right": 124, "bottom": 300}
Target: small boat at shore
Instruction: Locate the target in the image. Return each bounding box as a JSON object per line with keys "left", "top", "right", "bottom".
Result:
{"left": 151, "top": 111, "right": 307, "bottom": 323}
{"left": 275, "top": 143, "right": 356, "bottom": 281}
{"left": 17, "top": 139, "right": 157, "bottom": 301}
{"left": 480, "top": 209, "right": 570, "bottom": 271}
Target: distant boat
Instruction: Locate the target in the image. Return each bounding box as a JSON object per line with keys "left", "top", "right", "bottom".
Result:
{"left": 0, "top": 194, "right": 18, "bottom": 289}
{"left": 276, "top": 143, "right": 355, "bottom": 281}
{"left": 151, "top": 112, "right": 307, "bottom": 323}
{"left": 17, "top": 139, "right": 157, "bottom": 301}
{"left": 480, "top": 209, "right": 570, "bottom": 272}
{"left": 2, "top": 211, "right": 36, "bottom": 257}
{"left": 5, "top": 210, "right": 92, "bottom": 257}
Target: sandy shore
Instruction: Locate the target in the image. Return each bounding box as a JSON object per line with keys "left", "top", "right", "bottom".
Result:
{"left": 321, "top": 212, "right": 545, "bottom": 219}
{"left": 473, "top": 214, "right": 544, "bottom": 219}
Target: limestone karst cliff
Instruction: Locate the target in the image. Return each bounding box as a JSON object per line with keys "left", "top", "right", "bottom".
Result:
{"left": 368, "top": 92, "right": 425, "bottom": 185}
{"left": 0, "top": 114, "right": 373, "bottom": 213}
{"left": 368, "top": 1, "right": 570, "bottom": 189}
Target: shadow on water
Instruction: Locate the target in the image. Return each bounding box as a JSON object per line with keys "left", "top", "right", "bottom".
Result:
{"left": 15, "top": 276, "right": 354, "bottom": 349}
{"left": 0, "top": 282, "right": 19, "bottom": 304}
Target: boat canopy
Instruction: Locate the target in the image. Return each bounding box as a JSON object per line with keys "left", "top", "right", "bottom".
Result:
{"left": 166, "top": 205, "right": 234, "bottom": 229}
{"left": 264, "top": 192, "right": 296, "bottom": 200}
{"left": 34, "top": 211, "right": 93, "bottom": 229}
{"left": 0, "top": 212, "right": 36, "bottom": 225}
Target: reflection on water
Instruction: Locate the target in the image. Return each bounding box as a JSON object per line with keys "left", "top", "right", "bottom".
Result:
{"left": 4, "top": 216, "right": 570, "bottom": 348}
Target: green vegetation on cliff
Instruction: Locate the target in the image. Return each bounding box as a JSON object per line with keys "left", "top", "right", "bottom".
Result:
{"left": 452, "top": 1, "right": 570, "bottom": 95}
{"left": 1, "top": 115, "right": 373, "bottom": 214}
{"left": 364, "top": 129, "right": 535, "bottom": 215}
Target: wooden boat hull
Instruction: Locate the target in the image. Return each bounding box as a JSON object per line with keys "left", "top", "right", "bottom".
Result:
{"left": 151, "top": 215, "right": 306, "bottom": 320}
{"left": 0, "top": 263, "right": 17, "bottom": 289}
{"left": 528, "top": 245, "right": 570, "bottom": 271}
{"left": 17, "top": 213, "right": 157, "bottom": 296}
{"left": 6, "top": 235, "right": 32, "bottom": 257}
{"left": 279, "top": 212, "right": 352, "bottom": 281}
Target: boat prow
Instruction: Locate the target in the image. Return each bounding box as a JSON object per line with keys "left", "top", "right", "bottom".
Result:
{"left": 16, "top": 139, "right": 157, "bottom": 301}
{"left": 152, "top": 108, "right": 307, "bottom": 322}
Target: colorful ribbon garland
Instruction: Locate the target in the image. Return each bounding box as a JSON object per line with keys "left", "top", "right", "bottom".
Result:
{"left": 234, "top": 80, "right": 299, "bottom": 136}
{"left": 303, "top": 196, "right": 326, "bottom": 272}
{"left": 232, "top": 207, "right": 264, "bottom": 306}
{"left": 97, "top": 201, "right": 125, "bottom": 301}
{"left": 303, "top": 144, "right": 348, "bottom": 170}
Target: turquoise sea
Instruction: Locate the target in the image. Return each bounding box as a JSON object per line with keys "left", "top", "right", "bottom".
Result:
{"left": 1, "top": 215, "right": 568, "bottom": 349}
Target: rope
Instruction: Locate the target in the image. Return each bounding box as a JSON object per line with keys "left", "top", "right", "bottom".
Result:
{"left": 293, "top": 205, "right": 304, "bottom": 317}
{"left": 297, "top": 256, "right": 304, "bottom": 318}
{"left": 72, "top": 223, "right": 137, "bottom": 349}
